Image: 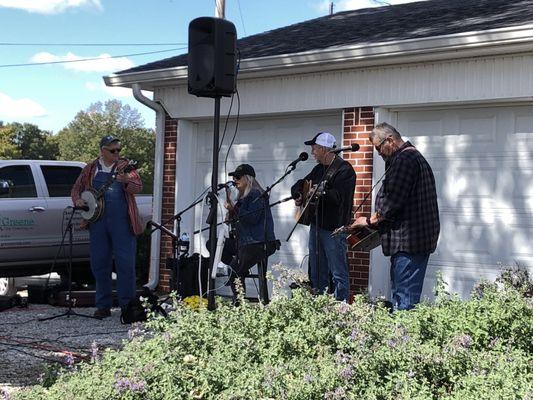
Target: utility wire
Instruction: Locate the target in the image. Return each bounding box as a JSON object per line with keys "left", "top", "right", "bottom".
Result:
{"left": 236, "top": 0, "right": 247, "bottom": 36}
{"left": 0, "top": 47, "right": 186, "bottom": 68}
{"left": 0, "top": 42, "right": 187, "bottom": 46}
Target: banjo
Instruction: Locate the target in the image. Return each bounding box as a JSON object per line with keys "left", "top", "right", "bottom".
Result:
{"left": 80, "top": 159, "right": 138, "bottom": 223}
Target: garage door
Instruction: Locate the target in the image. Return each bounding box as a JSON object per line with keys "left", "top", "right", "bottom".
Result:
{"left": 188, "top": 112, "right": 342, "bottom": 290}
{"left": 371, "top": 105, "right": 533, "bottom": 300}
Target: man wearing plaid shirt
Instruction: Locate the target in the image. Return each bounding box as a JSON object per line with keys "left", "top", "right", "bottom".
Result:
{"left": 351, "top": 122, "right": 440, "bottom": 310}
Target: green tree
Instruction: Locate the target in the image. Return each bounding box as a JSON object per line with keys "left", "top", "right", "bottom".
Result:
{"left": 56, "top": 100, "right": 155, "bottom": 193}
{"left": 0, "top": 122, "right": 58, "bottom": 160}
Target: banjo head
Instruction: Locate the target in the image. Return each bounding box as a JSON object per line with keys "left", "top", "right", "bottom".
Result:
{"left": 80, "top": 190, "right": 101, "bottom": 221}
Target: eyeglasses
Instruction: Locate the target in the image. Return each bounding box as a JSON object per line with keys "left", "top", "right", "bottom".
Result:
{"left": 105, "top": 148, "right": 121, "bottom": 154}
{"left": 374, "top": 137, "right": 390, "bottom": 152}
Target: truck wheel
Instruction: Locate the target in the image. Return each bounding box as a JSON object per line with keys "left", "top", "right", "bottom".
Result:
{"left": 0, "top": 277, "right": 16, "bottom": 296}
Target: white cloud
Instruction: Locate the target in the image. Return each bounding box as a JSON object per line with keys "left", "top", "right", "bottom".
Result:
{"left": 85, "top": 81, "right": 153, "bottom": 99}
{"left": 315, "top": 0, "right": 426, "bottom": 13}
{"left": 0, "top": 92, "right": 47, "bottom": 119}
{"left": 0, "top": 0, "right": 102, "bottom": 14}
{"left": 30, "top": 52, "right": 135, "bottom": 73}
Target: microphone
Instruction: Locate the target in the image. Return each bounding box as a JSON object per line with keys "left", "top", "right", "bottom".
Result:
{"left": 329, "top": 143, "right": 360, "bottom": 154}
{"left": 68, "top": 205, "right": 89, "bottom": 212}
{"left": 288, "top": 152, "right": 309, "bottom": 168}
{"left": 217, "top": 181, "right": 235, "bottom": 190}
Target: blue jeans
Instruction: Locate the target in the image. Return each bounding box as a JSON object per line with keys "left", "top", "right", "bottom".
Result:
{"left": 390, "top": 252, "right": 429, "bottom": 310}
{"left": 309, "top": 224, "right": 349, "bottom": 301}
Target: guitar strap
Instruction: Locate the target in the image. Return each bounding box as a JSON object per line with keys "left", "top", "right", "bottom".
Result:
{"left": 320, "top": 155, "right": 344, "bottom": 190}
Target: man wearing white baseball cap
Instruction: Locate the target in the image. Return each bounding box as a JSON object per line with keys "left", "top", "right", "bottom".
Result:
{"left": 291, "top": 132, "right": 356, "bottom": 301}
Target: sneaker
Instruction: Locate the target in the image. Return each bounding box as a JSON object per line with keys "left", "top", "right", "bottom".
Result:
{"left": 93, "top": 308, "right": 111, "bottom": 319}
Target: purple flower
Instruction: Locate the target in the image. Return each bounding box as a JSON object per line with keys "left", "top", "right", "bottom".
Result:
{"left": 114, "top": 377, "right": 147, "bottom": 394}
{"left": 340, "top": 365, "right": 354, "bottom": 380}
{"left": 457, "top": 334, "right": 473, "bottom": 348}
{"left": 64, "top": 352, "right": 75, "bottom": 368}
{"left": 90, "top": 341, "right": 99, "bottom": 362}
{"left": 324, "top": 387, "right": 347, "bottom": 400}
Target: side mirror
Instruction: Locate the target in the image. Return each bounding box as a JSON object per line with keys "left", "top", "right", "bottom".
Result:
{"left": 0, "top": 180, "right": 11, "bottom": 196}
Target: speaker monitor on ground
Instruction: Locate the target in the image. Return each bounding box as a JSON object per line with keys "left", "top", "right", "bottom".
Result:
{"left": 188, "top": 17, "right": 237, "bottom": 98}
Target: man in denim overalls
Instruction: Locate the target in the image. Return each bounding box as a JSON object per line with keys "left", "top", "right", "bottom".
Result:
{"left": 71, "top": 136, "right": 143, "bottom": 319}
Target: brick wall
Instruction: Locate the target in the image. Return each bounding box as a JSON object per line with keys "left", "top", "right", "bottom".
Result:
{"left": 158, "top": 115, "right": 178, "bottom": 292}
{"left": 342, "top": 107, "right": 375, "bottom": 296}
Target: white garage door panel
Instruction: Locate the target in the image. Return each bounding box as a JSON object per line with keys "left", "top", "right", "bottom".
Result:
{"left": 191, "top": 113, "right": 343, "bottom": 278}
{"left": 379, "top": 105, "right": 533, "bottom": 300}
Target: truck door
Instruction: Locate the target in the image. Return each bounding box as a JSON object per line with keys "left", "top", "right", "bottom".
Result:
{"left": 0, "top": 164, "right": 49, "bottom": 264}
{"left": 38, "top": 164, "right": 89, "bottom": 262}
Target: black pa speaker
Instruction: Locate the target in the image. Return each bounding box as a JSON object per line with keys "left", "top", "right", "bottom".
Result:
{"left": 188, "top": 17, "right": 237, "bottom": 98}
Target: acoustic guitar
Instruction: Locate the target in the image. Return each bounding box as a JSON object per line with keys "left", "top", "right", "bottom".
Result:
{"left": 294, "top": 180, "right": 318, "bottom": 226}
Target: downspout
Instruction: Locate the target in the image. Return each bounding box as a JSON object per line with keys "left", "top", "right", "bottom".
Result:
{"left": 132, "top": 83, "right": 164, "bottom": 291}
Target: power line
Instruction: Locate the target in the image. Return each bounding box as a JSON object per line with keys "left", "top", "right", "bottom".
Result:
{"left": 236, "top": 0, "right": 247, "bottom": 36}
{"left": 0, "top": 47, "right": 186, "bottom": 68}
{"left": 0, "top": 42, "right": 187, "bottom": 46}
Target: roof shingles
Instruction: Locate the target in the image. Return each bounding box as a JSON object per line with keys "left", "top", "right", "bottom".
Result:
{"left": 118, "top": 0, "right": 533, "bottom": 75}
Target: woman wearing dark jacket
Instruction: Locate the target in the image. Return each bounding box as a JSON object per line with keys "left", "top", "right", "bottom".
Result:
{"left": 224, "top": 164, "right": 277, "bottom": 301}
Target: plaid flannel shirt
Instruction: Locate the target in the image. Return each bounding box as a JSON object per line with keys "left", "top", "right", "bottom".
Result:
{"left": 70, "top": 158, "right": 144, "bottom": 235}
{"left": 374, "top": 141, "right": 440, "bottom": 256}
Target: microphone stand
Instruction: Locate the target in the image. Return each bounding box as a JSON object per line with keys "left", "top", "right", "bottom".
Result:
{"left": 40, "top": 208, "right": 96, "bottom": 321}
{"left": 252, "top": 163, "right": 299, "bottom": 303}
{"left": 146, "top": 220, "right": 184, "bottom": 297}
{"left": 285, "top": 154, "right": 341, "bottom": 297}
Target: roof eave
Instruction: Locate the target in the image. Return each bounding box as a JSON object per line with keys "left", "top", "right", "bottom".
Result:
{"left": 104, "top": 23, "right": 533, "bottom": 90}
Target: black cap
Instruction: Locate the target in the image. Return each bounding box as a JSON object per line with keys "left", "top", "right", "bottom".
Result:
{"left": 99, "top": 135, "right": 119, "bottom": 148}
{"left": 228, "top": 164, "right": 255, "bottom": 179}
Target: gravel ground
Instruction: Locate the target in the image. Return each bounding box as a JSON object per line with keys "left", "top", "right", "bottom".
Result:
{"left": 0, "top": 302, "right": 133, "bottom": 397}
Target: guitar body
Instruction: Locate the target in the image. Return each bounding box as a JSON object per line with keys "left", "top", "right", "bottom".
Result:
{"left": 295, "top": 180, "right": 317, "bottom": 226}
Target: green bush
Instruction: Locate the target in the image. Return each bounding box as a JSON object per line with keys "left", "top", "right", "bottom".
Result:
{"left": 15, "top": 270, "right": 532, "bottom": 400}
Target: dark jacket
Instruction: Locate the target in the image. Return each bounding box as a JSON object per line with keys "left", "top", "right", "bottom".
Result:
{"left": 291, "top": 157, "right": 356, "bottom": 231}
{"left": 374, "top": 141, "right": 440, "bottom": 256}
{"left": 233, "top": 188, "right": 276, "bottom": 246}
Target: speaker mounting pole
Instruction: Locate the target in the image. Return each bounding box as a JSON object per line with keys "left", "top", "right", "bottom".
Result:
{"left": 207, "top": 96, "right": 221, "bottom": 311}
{"left": 188, "top": 16, "right": 237, "bottom": 310}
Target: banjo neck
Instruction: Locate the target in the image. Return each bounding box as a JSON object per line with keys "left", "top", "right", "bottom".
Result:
{"left": 93, "top": 158, "right": 136, "bottom": 199}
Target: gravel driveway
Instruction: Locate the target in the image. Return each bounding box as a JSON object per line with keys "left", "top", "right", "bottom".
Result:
{"left": 0, "top": 303, "right": 133, "bottom": 397}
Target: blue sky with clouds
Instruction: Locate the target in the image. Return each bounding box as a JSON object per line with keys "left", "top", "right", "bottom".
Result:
{"left": 0, "top": 0, "right": 422, "bottom": 133}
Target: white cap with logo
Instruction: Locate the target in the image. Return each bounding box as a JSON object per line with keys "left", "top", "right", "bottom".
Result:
{"left": 304, "top": 132, "right": 336, "bottom": 148}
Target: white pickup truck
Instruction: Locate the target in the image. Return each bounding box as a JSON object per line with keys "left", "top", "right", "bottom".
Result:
{"left": 0, "top": 160, "right": 152, "bottom": 295}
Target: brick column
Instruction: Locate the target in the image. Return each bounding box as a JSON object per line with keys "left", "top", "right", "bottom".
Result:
{"left": 342, "top": 107, "right": 375, "bottom": 297}
{"left": 158, "top": 115, "right": 178, "bottom": 292}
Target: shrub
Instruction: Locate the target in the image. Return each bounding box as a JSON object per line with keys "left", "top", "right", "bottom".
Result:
{"left": 15, "top": 271, "right": 533, "bottom": 400}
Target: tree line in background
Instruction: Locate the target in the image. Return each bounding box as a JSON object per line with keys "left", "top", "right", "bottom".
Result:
{"left": 0, "top": 100, "right": 155, "bottom": 193}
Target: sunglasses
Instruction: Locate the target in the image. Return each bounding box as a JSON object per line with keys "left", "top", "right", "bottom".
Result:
{"left": 105, "top": 148, "right": 121, "bottom": 154}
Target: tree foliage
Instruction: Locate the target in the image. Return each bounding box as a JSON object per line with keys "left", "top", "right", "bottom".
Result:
{"left": 55, "top": 100, "right": 155, "bottom": 193}
{"left": 0, "top": 122, "right": 59, "bottom": 160}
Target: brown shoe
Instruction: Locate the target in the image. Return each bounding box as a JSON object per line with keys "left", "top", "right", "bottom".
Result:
{"left": 93, "top": 308, "right": 111, "bottom": 319}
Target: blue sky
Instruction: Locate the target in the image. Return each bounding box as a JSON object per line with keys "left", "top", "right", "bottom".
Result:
{"left": 0, "top": 0, "right": 422, "bottom": 133}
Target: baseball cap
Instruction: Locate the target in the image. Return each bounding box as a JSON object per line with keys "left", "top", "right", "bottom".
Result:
{"left": 99, "top": 135, "right": 119, "bottom": 148}
{"left": 228, "top": 164, "right": 256, "bottom": 179}
{"left": 304, "top": 132, "right": 336, "bottom": 148}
